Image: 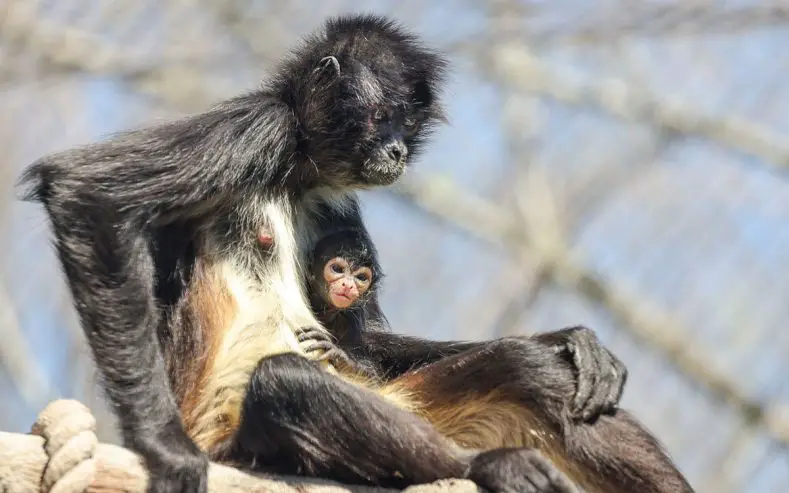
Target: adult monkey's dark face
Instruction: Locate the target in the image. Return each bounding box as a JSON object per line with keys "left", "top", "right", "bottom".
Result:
{"left": 280, "top": 15, "right": 447, "bottom": 189}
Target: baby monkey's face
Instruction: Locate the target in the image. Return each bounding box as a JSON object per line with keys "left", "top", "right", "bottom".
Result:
{"left": 322, "top": 257, "right": 373, "bottom": 309}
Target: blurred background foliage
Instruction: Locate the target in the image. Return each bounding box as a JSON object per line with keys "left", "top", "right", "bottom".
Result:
{"left": 1, "top": 1, "right": 788, "bottom": 491}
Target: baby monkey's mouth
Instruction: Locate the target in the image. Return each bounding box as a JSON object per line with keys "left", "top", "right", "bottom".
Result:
{"left": 330, "top": 291, "right": 356, "bottom": 309}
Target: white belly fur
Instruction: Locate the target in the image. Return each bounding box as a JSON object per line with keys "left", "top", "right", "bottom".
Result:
{"left": 188, "top": 194, "right": 339, "bottom": 445}
{"left": 211, "top": 195, "right": 329, "bottom": 385}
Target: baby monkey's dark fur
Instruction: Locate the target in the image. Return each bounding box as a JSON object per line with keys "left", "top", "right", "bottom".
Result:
{"left": 306, "top": 229, "right": 384, "bottom": 356}
{"left": 302, "top": 229, "right": 696, "bottom": 493}
{"left": 18, "top": 14, "right": 595, "bottom": 493}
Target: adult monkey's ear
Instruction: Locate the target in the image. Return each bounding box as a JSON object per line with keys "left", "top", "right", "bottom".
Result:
{"left": 313, "top": 55, "right": 341, "bottom": 79}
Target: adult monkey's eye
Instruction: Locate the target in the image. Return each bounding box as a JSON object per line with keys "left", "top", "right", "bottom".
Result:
{"left": 372, "top": 107, "right": 394, "bottom": 122}
{"left": 403, "top": 117, "right": 420, "bottom": 135}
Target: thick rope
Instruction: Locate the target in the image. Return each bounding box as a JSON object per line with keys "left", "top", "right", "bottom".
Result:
{"left": 13, "top": 400, "right": 474, "bottom": 493}
{"left": 30, "top": 400, "right": 98, "bottom": 493}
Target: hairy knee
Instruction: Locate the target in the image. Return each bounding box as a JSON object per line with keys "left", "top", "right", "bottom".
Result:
{"left": 248, "top": 352, "right": 320, "bottom": 398}
{"left": 489, "top": 337, "right": 573, "bottom": 378}
{"left": 484, "top": 338, "right": 575, "bottom": 411}
{"left": 238, "top": 354, "right": 322, "bottom": 449}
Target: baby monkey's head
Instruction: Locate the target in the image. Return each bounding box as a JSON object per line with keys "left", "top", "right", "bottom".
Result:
{"left": 308, "top": 229, "right": 381, "bottom": 313}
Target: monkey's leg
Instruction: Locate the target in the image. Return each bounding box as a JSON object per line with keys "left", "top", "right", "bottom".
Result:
{"left": 230, "top": 353, "right": 579, "bottom": 492}
{"left": 388, "top": 338, "right": 694, "bottom": 493}
{"left": 34, "top": 198, "right": 208, "bottom": 493}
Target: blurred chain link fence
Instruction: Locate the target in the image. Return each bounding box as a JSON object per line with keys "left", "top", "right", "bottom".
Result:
{"left": 1, "top": 1, "right": 788, "bottom": 492}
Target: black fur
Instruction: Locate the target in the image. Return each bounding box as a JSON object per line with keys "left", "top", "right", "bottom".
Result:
{"left": 233, "top": 353, "right": 467, "bottom": 487}
{"left": 17, "top": 14, "right": 451, "bottom": 493}
{"left": 18, "top": 13, "right": 585, "bottom": 493}
{"left": 379, "top": 335, "right": 695, "bottom": 492}
{"left": 320, "top": 326, "right": 695, "bottom": 492}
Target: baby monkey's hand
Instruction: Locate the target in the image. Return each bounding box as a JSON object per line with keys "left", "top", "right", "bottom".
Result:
{"left": 295, "top": 326, "right": 365, "bottom": 375}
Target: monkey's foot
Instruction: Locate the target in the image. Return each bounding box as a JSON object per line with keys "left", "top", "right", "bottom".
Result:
{"left": 467, "top": 448, "right": 579, "bottom": 493}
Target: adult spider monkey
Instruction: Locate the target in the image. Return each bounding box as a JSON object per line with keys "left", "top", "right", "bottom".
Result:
{"left": 298, "top": 227, "right": 696, "bottom": 493}
{"left": 19, "top": 13, "right": 599, "bottom": 493}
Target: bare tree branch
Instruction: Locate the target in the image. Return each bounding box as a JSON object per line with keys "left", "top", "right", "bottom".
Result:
{"left": 466, "top": 41, "right": 789, "bottom": 173}
{"left": 0, "top": 0, "right": 149, "bottom": 78}
{"left": 532, "top": 3, "right": 789, "bottom": 46}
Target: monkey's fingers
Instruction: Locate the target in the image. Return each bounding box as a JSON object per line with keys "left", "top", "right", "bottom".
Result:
{"left": 301, "top": 340, "right": 334, "bottom": 359}
{"left": 602, "top": 348, "right": 628, "bottom": 411}
{"left": 579, "top": 342, "right": 627, "bottom": 421}
{"left": 520, "top": 460, "right": 555, "bottom": 493}
{"left": 295, "top": 326, "right": 332, "bottom": 343}
{"left": 569, "top": 336, "right": 599, "bottom": 420}
{"left": 294, "top": 326, "right": 320, "bottom": 338}
{"left": 579, "top": 336, "right": 613, "bottom": 422}
{"left": 300, "top": 341, "right": 358, "bottom": 374}
{"left": 141, "top": 423, "right": 210, "bottom": 493}
{"left": 321, "top": 347, "right": 363, "bottom": 373}
{"left": 467, "top": 448, "right": 578, "bottom": 493}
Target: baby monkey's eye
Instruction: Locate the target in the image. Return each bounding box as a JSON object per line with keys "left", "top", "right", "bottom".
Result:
{"left": 331, "top": 263, "right": 344, "bottom": 274}
{"left": 353, "top": 267, "right": 373, "bottom": 285}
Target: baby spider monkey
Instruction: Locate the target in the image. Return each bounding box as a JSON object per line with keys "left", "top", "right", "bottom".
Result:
{"left": 256, "top": 225, "right": 380, "bottom": 374}
{"left": 299, "top": 228, "right": 383, "bottom": 376}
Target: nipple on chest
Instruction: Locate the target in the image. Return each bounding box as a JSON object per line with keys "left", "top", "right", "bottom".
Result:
{"left": 258, "top": 228, "right": 274, "bottom": 249}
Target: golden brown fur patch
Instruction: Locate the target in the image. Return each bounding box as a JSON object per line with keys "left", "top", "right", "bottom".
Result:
{"left": 177, "top": 260, "right": 240, "bottom": 451}
{"left": 337, "top": 369, "right": 423, "bottom": 414}
{"left": 371, "top": 373, "right": 602, "bottom": 493}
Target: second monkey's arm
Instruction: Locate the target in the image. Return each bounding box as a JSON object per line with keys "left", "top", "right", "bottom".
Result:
{"left": 354, "top": 326, "right": 628, "bottom": 422}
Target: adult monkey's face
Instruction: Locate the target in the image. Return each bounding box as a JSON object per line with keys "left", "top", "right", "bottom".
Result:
{"left": 353, "top": 77, "right": 437, "bottom": 186}
{"left": 287, "top": 15, "right": 447, "bottom": 189}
